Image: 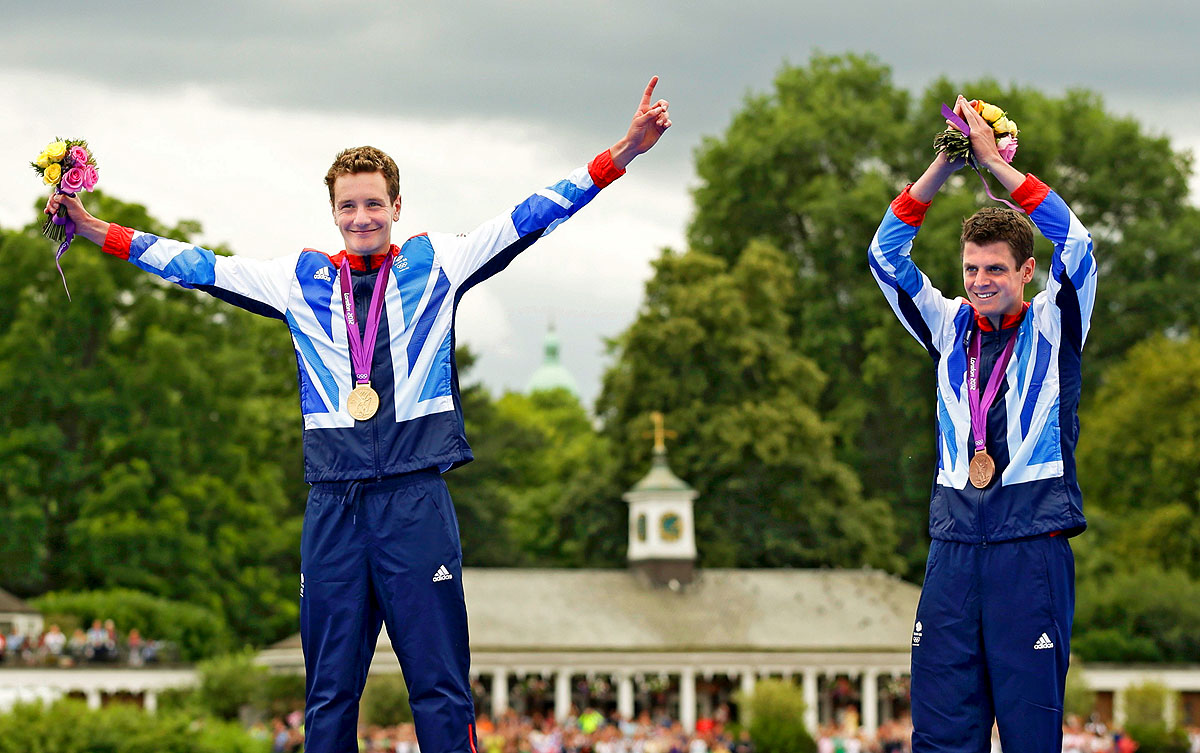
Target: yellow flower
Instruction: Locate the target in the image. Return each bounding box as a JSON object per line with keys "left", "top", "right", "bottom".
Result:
{"left": 979, "top": 103, "right": 1004, "bottom": 122}
{"left": 35, "top": 151, "right": 50, "bottom": 168}
{"left": 992, "top": 116, "right": 1016, "bottom": 136}
{"left": 43, "top": 163, "right": 61, "bottom": 185}
{"left": 44, "top": 141, "right": 67, "bottom": 162}
{"left": 1004, "top": 119, "right": 1019, "bottom": 136}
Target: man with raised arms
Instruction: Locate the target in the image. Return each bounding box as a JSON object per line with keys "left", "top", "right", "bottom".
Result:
{"left": 868, "top": 96, "right": 1096, "bottom": 752}
{"left": 46, "top": 78, "right": 671, "bottom": 753}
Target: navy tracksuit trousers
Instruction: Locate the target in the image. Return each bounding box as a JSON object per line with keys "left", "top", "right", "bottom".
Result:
{"left": 300, "top": 470, "right": 478, "bottom": 753}
{"left": 911, "top": 535, "right": 1074, "bottom": 753}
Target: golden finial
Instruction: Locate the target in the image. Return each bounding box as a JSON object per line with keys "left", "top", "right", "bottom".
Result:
{"left": 644, "top": 411, "right": 677, "bottom": 453}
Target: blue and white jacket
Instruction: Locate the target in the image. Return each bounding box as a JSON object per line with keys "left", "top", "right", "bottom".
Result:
{"left": 101, "top": 151, "right": 625, "bottom": 482}
{"left": 868, "top": 175, "right": 1097, "bottom": 543}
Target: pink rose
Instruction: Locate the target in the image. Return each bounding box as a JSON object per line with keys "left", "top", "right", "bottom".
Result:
{"left": 67, "top": 145, "right": 90, "bottom": 168}
{"left": 82, "top": 164, "right": 99, "bottom": 191}
{"left": 60, "top": 166, "right": 86, "bottom": 193}
{"left": 997, "top": 135, "right": 1018, "bottom": 164}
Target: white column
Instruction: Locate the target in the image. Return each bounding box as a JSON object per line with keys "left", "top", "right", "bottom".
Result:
{"left": 554, "top": 670, "right": 572, "bottom": 723}
{"left": 491, "top": 670, "right": 509, "bottom": 719}
{"left": 86, "top": 689, "right": 102, "bottom": 710}
{"left": 802, "top": 669, "right": 819, "bottom": 734}
{"left": 1164, "top": 689, "right": 1176, "bottom": 728}
{"left": 618, "top": 673, "right": 635, "bottom": 720}
{"left": 680, "top": 668, "right": 697, "bottom": 732}
{"left": 1114, "top": 689, "right": 1126, "bottom": 727}
{"left": 861, "top": 669, "right": 879, "bottom": 736}
{"left": 740, "top": 669, "right": 756, "bottom": 701}
{"left": 144, "top": 690, "right": 158, "bottom": 714}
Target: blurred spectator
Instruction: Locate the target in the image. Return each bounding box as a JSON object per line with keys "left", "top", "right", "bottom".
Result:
{"left": 41, "top": 623, "right": 66, "bottom": 660}
{"left": 86, "top": 619, "right": 114, "bottom": 661}
{"left": 127, "top": 628, "right": 145, "bottom": 667}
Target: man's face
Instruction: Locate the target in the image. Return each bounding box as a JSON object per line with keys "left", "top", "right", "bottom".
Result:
{"left": 962, "top": 240, "right": 1035, "bottom": 320}
{"left": 332, "top": 171, "right": 401, "bottom": 256}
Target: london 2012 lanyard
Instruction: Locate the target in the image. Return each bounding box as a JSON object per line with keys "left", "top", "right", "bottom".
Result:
{"left": 339, "top": 253, "right": 392, "bottom": 421}
{"left": 967, "top": 326, "right": 1018, "bottom": 488}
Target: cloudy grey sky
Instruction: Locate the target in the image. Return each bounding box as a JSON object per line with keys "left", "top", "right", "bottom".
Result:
{"left": 3, "top": 1, "right": 1198, "bottom": 405}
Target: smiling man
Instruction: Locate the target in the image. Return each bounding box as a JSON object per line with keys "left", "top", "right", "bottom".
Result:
{"left": 47, "top": 78, "right": 671, "bottom": 753}
{"left": 868, "top": 96, "right": 1097, "bottom": 753}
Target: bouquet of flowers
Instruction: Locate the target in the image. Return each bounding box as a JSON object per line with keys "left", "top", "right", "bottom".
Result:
{"left": 934, "top": 100, "right": 1019, "bottom": 167}
{"left": 30, "top": 138, "right": 99, "bottom": 298}
{"left": 32, "top": 138, "right": 99, "bottom": 241}
{"left": 934, "top": 100, "right": 1024, "bottom": 212}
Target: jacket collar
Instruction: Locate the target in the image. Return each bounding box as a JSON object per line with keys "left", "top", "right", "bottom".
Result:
{"left": 974, "top": 301, "right": 1030, "bottom": 332}
{"left": 326, "top": 245, "right": 400, "bottom": 271}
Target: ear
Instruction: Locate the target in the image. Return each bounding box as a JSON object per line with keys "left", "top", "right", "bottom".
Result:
{"left": 392, "top": 195, "right": 402, "bottom": 222}
{"left": 1021, "top": 257, "right": 1036, "bottom": 284}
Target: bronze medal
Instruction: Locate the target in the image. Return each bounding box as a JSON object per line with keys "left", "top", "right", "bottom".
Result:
{"left": 347, "top": 383, "right": 379, "bottom": 421}
{"left": 969, "top": 450, "right": 995, "bottom": 489}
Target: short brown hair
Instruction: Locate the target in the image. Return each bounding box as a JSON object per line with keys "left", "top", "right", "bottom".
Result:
{"left": 961, "top": 207, "right": 1035, "bottom": 266}
{"left": 324, "top": 146, "right": 400, "bottom": 203}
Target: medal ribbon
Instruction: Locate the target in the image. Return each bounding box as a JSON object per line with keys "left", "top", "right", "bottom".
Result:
{"left": 338, "top": 252, "right": 393, "bottom": 385}
{"left": 967, "top": 326, "right": 1019, "bottom": 456}
{"left": 50, "top": 189, "right": 77, "bottom": 300}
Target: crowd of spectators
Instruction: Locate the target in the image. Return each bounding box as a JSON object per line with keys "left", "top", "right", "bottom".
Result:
{"left": 249, "top": 707, "right": 1200, "bottom": 753}
{"left": 256, "top": 706, "right": 906, "bottom": 753}
{"left": 1060, "top": 714, "right": 1200, "bottom": 753}
{"left": 0, "top": 619, "right": 168, "bottom": 667}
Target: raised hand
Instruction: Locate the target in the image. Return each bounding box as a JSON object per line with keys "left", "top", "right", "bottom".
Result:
{"left": 611, "top": 76, "right": 672, "bottom": 170}
{"left": 953, "top": 95, "right": 1004, "bottom": 170}
{"left": 44, "top": 191, "right": 108, "bottom": 245}
{"left": 953, "top": 95, "right": 1026, "bottom": 192}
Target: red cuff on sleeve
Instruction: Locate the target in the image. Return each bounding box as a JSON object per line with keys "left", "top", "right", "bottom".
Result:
{"left": 1011, "top": 173, "right": 1050, "bottom": 214}
{"left": 102, "top": 224, "right": 134, "bottom": 260}
{"left": 890, "top": 184, "right": 932, "bottom": 227}
{"left": 587, "top": 149, "right": 626, "bottom": 189}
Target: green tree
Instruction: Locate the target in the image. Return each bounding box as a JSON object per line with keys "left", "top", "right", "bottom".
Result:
{"left": 739, "top": 679, "right": 816, "bottom": 753}
{"left": 495, "top": 388, "right": 610, "bottom": 564}
{"left": 1077, "top": 335, "right": 1200, "bottom": 578}
{"left": 685, "top": 53, "right": 1200, "bottom": 576}
{"left": 193, "top": 650, "right": 271, "bottom": 721}
{"left": 0, "top": 193, "right": 304, "bottom": 646}
{"left": 361, "top": 672, "right": 414, "bottom": 726}
{"left": 596, "top": 240, "right": 901, "bottom": 570}
{"left": 1073, "top": 567, "right": 1200, "bottom": 662}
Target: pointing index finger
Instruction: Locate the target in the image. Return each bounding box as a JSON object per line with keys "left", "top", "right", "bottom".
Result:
{"left": 639, "top": 76, "right": 659, "bottom": 112}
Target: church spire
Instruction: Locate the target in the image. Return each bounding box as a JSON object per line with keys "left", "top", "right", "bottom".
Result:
{"left": 526, "top": 320, "right": 580, "bottom": 397}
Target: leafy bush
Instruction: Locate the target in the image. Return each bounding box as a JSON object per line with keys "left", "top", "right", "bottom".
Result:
{"left": 1124, "top": 723, "right": 1190, "bottom": 753}
{"left": 738, "top": 679, "right": 816, "bottom": 753}
{"left": 0, "top": 700, "right": 267, "bottom": 753}
{"left": 1123, "top": 682, "right": 1172, "bottom": 727}
{"left": 361, "top": 672, "right": 413, "bottom": 726}
{"left": 193, "top": 650, "right": 270, "bottom": 721}
{"left": 256, "top": 671, "right": 306, "bottom": 718}
{"left": 33, "top": 588, "right": 233, "bottom": 661}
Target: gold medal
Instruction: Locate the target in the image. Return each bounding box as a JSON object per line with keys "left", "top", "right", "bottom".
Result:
{"left": 347, "top": 383, "right": 379, "bottom": 421}
{"left": 969, "top": 450, "right": 995, "bottom": 489}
